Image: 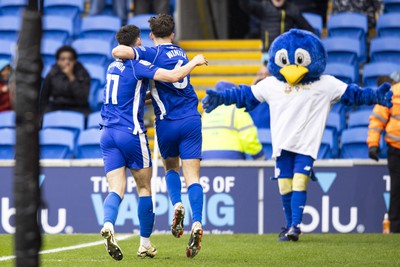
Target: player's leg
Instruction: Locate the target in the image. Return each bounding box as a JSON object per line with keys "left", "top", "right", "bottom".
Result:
{"left": 286, "top": 153, "right": 314, "bottom": 241}
{"left": 99, "top": 128, "right": 126, "bottom": 261}
{"left": 275, "top": 150, "right": 295, "bottom": 242}
{"left": 156, "top": 119, "right": 186, "bottom": 237}
{"left": 179, "top": 115, "right": 203, "bottom": 258}
{"left": 130, "top": 167, "right": 157, "bottom": 258}
{"left": 163, "top": 157, "right": 185, "bottom": 238}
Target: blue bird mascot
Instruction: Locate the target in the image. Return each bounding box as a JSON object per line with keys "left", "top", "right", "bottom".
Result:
{"left": 202, "top": 29, "right": 393, "bottom": 241}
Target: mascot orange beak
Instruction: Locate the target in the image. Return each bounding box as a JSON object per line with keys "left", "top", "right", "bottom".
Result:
{"left": 279, "top": 65, "right": 309, "bottom": 86}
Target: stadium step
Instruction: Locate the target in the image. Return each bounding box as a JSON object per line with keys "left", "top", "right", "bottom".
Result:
{"left": 180, "top": 39, "right": 261, "bottom": 51}
{"left": 191, "top": 76, "right": 255, "bottom": 88}
{"left": 191, "top": 65, "right": 261, "bottom": 75}
{"left": 186, "top": 51, "right": 262, "bottom": 61}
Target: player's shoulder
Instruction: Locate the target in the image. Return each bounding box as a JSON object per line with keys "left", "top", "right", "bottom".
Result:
{"left": 107, "top": 59, "right": 132, "bottom": 73}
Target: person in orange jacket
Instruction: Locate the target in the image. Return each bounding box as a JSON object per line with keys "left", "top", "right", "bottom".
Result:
{"left": 367, "top": 74, "right": 400, "bottom": 233}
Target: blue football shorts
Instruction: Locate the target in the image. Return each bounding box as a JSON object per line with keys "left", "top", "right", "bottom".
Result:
{"left": 275, "top": 150, "right": 314, "bottom": 178}
{"left": 100, "top": 127, "right": 152, "bottom": 174}
{"left": 155, "top": 115, "right": 202, "bottom": 160}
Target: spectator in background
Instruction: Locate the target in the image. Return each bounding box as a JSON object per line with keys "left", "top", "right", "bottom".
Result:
{"left": 368, "top": 74, "right": 400, "bottom": 233}
{"left": 239, "top": 0, "right": 316, "bottom": 65}
{"left": 0, "top": 60, "right": 12, "bottom": 112}
{"left": 89, "top": 0, "right": 128, "bottom": 24}
{"left": 332, "top": 0, "right": 383, "bottom": 29}
{"left": 249, "top": 65, "right": 271, "bottom": 129}
{"left": 40, "top": 46, "right": 91, "bottom": 119}
{"left": 134, "top": 0, "right": 170, "bottom": 15}
{"left": 202, "top": 81, "right": 265, "bottom": 160}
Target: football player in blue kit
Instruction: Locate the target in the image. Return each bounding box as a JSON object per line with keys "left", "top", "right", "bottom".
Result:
{"left": 112, "top": 14, "right": 204, "bottom": 258}
{"left": 100, "top": 24, "right": 207, "bottom": 261}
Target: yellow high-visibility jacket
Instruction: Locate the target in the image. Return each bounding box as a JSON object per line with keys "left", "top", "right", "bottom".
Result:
{"left": 367, "top": 82, "right": 400, "bottom": 150}
{"left": 202, "top": 104, "right": 264, "bottom": 159}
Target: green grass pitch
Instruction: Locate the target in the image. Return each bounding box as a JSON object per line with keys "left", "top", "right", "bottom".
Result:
{"left": 0, "top": 233, "right": 399, "bottom": 267}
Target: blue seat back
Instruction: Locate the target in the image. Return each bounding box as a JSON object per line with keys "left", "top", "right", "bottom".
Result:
{"left": 340, "top": 128, "right": 369, "bottom": 158}
{"left": 377, "top": 13, "right": 400, "bottom": 37}
{"left": 0, "top": 110, "right": 15, "bottom": 128}
{"left": 127, "top": 14, "right": 156, "bottom": 31}
{"left": 318, "top": 129, "right": 334, "bottom": 159}
{"left": 43, "top": 0, "right": 83, "bottom": 17}
{"left": 0, "top": 128, "right": 15, "bottom": 159}
{"left": 42, "top": 110, "right": 85, "bottom": 140}
{"left": 87, "top": 111, "right": 102, "bottom": 129}
{"left": 0, "top": 39, "right": 15, "bottom": 62}
{"left": 42, "top": 15, "right": 74, "bottom": 43}
{"left": 72, "top": 38, "right": 112, "bottom": 65}
{"left": 303, "top": 12, "right": 323, "bottom": 37}
{"left": 370, "top": 37, "right": 400, "bottom": 63}
{"left": 76, "top": 128, "right": 102, "bottom": 158}
{"left": 383, "top": 0, "right": 400, "bottom": 13}
{"left": 257, "top": 128, "right": 272, "bottom": 159}
{"left": 323, "top": 63, "right": 356, "bottom": 84}
{"left": 362, "top": 62, "right": 400, "bottom": 88}
{"left": 348, "top": 110, "right": 372, "bottom": 128}
{"left": 322, "top": 37, "right": 360, "bottom": 66}
{"left": 0, "top": 0, "right": 27, "bottom": 15}
{"left": 80, "top": 15, "right": 121, "bottom": 44}
{"left": 41, "top": 38, "right": 65, "bottom": 66}
{"left": 0, "top": 15, "right": 21, "bottom": 41}
{"left": 40, "top": 128, "right": 74, "bottom": 159}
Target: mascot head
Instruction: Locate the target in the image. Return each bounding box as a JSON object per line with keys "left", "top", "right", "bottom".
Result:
{"left": 267, "top": 29, "right": 327, "bottom": 85}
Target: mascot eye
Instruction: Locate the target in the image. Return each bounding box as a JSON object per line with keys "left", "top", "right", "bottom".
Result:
{"left": 274, "top": 49, "right": 290, "bottom": 67}
{"left": 294, "top": 49, "right": 311, "bottom": 67}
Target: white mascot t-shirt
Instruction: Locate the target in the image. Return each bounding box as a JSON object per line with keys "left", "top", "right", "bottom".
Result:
{"left": 251, "top": 75, "right": 348, "bottom": 159}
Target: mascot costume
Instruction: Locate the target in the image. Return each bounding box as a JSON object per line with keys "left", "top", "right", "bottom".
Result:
{"left": 202, "top": 29, "right": 393, "bottom": 241}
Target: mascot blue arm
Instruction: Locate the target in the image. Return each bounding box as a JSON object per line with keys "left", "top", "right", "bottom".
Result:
{"left": 202, "top": 85, "right": 260, "bottom": 113}
{"left": 340, "top": 82, "right": 393, "bottom": 107}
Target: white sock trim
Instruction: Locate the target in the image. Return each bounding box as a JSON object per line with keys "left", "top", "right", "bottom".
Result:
{"left": 140, "top": 237, "right": 150, "bottom": 247}
{"left": 103, "top": 222, "right": 114, "bottom": 233}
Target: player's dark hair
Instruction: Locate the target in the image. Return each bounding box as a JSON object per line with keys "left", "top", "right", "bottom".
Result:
{"left": 116, "top": 25, "right": 141, "bottom": 46}
{"left": 55, "top": 45, "right": 77, "bottom": 60}
{"left": 148, "top": 14, "right": 175, "bottom": 38}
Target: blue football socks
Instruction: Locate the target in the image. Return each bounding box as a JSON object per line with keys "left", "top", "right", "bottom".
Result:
{"left": 291, "top": 190, "right": 307, "bottom": 227}
{"left": 188, "top": 183, "right": 203, "bottom": 223}
{"left": 281, "top": 192, "right": 293, "bottom": 229}
{"left": 138, "top": 196, "right": 155, "bottom": 238}
{"left": 166, "top": 170, "right": 182, "bottom": 206}
{"left": 103, "top": 191, "right": 122, "bottom": 225}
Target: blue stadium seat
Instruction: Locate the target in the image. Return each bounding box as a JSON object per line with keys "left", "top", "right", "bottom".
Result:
{"left": 41, "top": 38, "right": 65, "bottom": 66}
{"left": 348, "top": 110, "right": 372, "bottom": 128}
{"left": 257, "top": 128, "right": 272, "bottom": 159}
{"left": 42, "top": 15, "right": 74, "bottom": 44}
{"left": 317, "top": 129, "right": 334, "bottom": 159}
{"left": 377, "top": 13, "right": 400, "bottom": 37}
{"left": 76, "top": 128, "right": 102, "bottom": 158}
{"left": 92, "top": 88, "right": 104, "bottom": 111}
{"left": 383, "top": 0, "right": 400, "bottom": 14}
{"left": 82, "top": 63, "right": 106, "bottom": 111}
{"left": 0, "top": 15, "right": 21, "bottom": 41}
{"left": 0, "top": 39, "right": 16, "bottom": 61}
{"left": 322, "top": 37, "right": 360, "bottom": 66}
{"left": 303, "top": 12, "right": 323, "bottom": 37}
{"left": 43, "top": 0, "right": 84, "bottom": 37}
{"left": 72, "top": 38, "right": 112, "bottom": 65}
{"left": 79, "top": 15, "right": 121, "bottom": 45}
{"left": 87, "top": 111, "right": 102, "bottom": 129}
{"left": 0, "top": 128, "right": 15, "bottom": 159}
{"left": 42, "top": 110, "right": 85, "bottom": 140}
{"left": 0, "top": 0, "right": 27, "bottom": 15}
{"left": 323, "top": 63, "right": 356, "bottom": 84}
{"left": 362, "top": 62, "right": 400, "bottom": 88}
{"left": 42, "top": 64, "right": 52, "bottom": 80}
{"left": 327, "top": 12, "right": 368, "bottom": 63}
{"left": 369, "top": 37, "right": 400, "bottom": 63}
{"left": 128, "top": 14, "right": 156, "bottom": 47}
{"left": 340, "top": 127, "right": 369, "bottom": 158}
{"left": 325, "top": 112, "right": 341, "bottom": 157}
{"left": 40, "top": 128, "right": 74, "bottom": 159}
{"left": 0, "top": 110, "right": 15, "bottom": 129}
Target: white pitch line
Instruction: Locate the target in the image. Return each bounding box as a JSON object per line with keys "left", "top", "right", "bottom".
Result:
{"left": 0, "top": 234, "right": 133, "bottom": 262}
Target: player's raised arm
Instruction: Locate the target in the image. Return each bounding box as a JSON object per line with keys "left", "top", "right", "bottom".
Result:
{"left": 153, "top": 54, "right": 208, "bottom": 83}
{"left": 112, "top": 45, "right": 135, "bottom": 59}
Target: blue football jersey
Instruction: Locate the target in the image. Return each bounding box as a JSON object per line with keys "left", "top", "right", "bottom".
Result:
{"left": 133, "top": 44, "right": 199, "bottom": 120}
{"left": 101, "top": 59, "right": 159, "bottom": 134}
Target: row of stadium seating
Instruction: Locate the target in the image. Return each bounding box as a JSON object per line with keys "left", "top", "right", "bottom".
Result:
{"left": 0, "top": 108, "right": 385, "bottom": 160}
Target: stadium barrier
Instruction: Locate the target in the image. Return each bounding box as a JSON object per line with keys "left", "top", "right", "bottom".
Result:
{"left": 0, "top": 160, "right": 389, "bottom": 234}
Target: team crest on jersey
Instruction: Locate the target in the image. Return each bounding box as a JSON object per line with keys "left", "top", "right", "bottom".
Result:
{"left": 138, "top": 46, "right": 146, "bottom": 51}
{"left": 139, "top": 60, "right": 151, "bottom": 66}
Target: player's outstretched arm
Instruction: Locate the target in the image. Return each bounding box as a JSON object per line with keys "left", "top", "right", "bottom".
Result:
{"left": 340, "top": 82, "right": 393, "bottom": 108}
{"left": 153, "top": 54, "right": 208, "bottom": 83}
{"left": 112, "top": 45, "right": 134, "bottom": 59}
